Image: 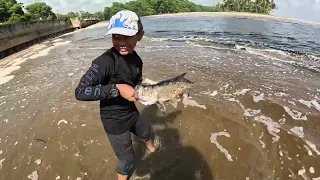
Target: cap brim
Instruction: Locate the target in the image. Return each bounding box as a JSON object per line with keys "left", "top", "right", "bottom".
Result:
{"left": 104, "top": 27, "right": 138, "bottom": 37}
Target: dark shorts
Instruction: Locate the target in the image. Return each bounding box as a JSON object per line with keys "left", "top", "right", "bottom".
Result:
{"left": 107, "top": 116, "right": 151, "bottom": 175}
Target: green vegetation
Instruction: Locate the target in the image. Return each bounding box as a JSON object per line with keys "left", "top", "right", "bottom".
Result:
{"left": 25, "top": 2, "right": 56, "bottom": 20}
{"left": 216, "top": 0, "right": 277, "bottom": 14}
{"left": 103, "top": 0, "right": 215, "bottom": 19}
{"left": 0, "top": 0, "right": 25, "bottom": 23}
{"left": 0, "top": 1, "right": 57, "bottom": 24}
{"left": 0, "top": 0, "right": 277, "bottom": 25}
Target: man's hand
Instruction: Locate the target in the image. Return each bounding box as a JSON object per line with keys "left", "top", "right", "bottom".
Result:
{"left": 116, "top": 84, "right": 139, "bottom": 102}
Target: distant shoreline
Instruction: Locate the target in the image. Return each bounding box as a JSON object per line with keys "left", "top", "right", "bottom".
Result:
{"left": 147, "top": 12, "right": 274, "bottom": 18}
{"left": 145, "top": 12, "right": 320, "bottom": 27}
{"left": 85, "top": 12, "right": 320, "bottom": 29}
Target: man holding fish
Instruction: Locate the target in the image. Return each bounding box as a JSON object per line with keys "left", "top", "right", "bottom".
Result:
{"left": 74, "top": 10, "right": 193, "bottom": 180}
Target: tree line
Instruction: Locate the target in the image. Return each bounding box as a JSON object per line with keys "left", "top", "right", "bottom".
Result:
{"left": 216, "top": 0, "right": 277, "bottom": 14}
{"left": 0, "top": 0, "right": 277, "bottom": 25}
{"left": 103, "top": 0, "right": 215, "bottom": 19}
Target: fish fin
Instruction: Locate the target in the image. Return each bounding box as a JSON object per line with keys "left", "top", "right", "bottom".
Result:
{"left": 171, "top": 98, "right": 179, "bottom": 108}
{"left": 156, "top": 101, "right": 167, "bottom": 114}
{"left": 176, "top": 72, "right": 194, "bottom": 84}
{"left": 176, "top": 72, "right": 187, "bottom": 79}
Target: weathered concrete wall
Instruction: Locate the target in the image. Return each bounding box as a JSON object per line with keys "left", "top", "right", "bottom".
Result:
{"left": 0, "top": 20, "right": 72, "bottom": 40}
{"left": 0, "top": 18, "right": 99, "bottom": 59}
{"left": 0, "top": 20, "right": 73, "bottom": 54}
{"left": 80, "top": 20, "right": 100, "bottom": 28}
{"left": 69, "top": 18, "right": 99, "bottom": 29}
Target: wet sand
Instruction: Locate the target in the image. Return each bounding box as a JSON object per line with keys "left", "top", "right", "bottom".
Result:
{"left": 0, "top": 16, "right": 320, "bottom": 180}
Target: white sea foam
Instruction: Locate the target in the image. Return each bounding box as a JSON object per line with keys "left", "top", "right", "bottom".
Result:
{"left": 27, "top": 170, "right": 39, "bottom": 180}
{"left": 34, "top": 159, "right": 41, "bottom": 165}
{"left": 311, "top": 100, "right": 320, "bottom": 112}
{"left": 298, "top": 99, "right": 313, "bottom": 108}
{"left": 305, "top": 140, "right": 320, "bottom": 155}
{"left": 0, "top": 158, "right": 5, "bottom": 169}
{"left": 242, "top": 106, "right": 285, "bottom": 146}
{"left": 209, "top": 90, "right": 218, "bottom": 97}
{"left": 304, "top": 145, "right": 313, "bottom": 156}
{"left": 278, "top": 118, "right": 286, "bottom": 125}
{"left": 182, "top": 94, "right": 206, "bottom": 109}
{"left": 253, "top": 93, "right": 265, "bottom": 102}
{"left": 253, "top": 115, "right": 280, "bottom": 142}
{"left": 275, "top": 92, "right": 289, "bottom": 97}
{"left": 58, "top": 119, "right": 68, "bottom": 125}
{"left": 283, "top": 106, "right": 307, "bottom": 121}
{"left": 244, "top": 108, "right": 261, "bottom": 117}
{"left": 298, "top": 168, "right": 308, "bottom": 180}
{"left": 203, "top": 90, "right": 218, "bottom": 97}
{"left": 290, "top": 126, "right": 304, "bottom": 138}
{"left": 259, "top": 140, "right": 266, "bottom": 148}
{"left": 210, "top": 132, "right": 233, "bottom": 161}
{"left": 309, "top": 167, "right": 315, "bottom": 174}
{"left": 288, "top": 101, "right": 296, "bottom": 105}
{"left": 234, "top": 89, "right": 251, "bottom": 95}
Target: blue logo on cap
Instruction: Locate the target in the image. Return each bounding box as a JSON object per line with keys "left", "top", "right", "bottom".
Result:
{"left": 110, "top": 12, "right": 137, "bottom": 30}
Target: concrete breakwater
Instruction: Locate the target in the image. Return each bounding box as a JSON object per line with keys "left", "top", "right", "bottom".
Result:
{"left": 0, "top": 18, "right": 99, "bottom": 59}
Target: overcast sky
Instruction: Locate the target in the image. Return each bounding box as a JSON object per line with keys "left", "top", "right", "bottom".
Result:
{"left": 18, "top": 0, "right": 320, "bottom": 23}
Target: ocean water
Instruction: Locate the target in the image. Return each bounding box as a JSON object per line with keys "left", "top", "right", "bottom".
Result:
{"left": 0, "top": 15, "right": 319, "bottom": 180}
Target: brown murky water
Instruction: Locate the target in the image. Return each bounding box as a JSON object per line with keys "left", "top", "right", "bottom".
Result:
{"left": 0, "top": 16, "right": 320, "bottom": 180}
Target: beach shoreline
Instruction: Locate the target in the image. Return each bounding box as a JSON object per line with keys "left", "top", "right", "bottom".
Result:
{"left": 79, "top": 12, "right": 320, "bottom": 29}
{"left": 144, "top": 12, "right": 320, "bottom": 27}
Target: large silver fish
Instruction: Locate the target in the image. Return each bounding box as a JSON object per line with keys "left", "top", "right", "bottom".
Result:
{"left": 135, "top": 73, "right": 194, "bottom": 114}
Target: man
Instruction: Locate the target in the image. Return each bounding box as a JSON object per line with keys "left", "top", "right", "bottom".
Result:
{"left": 75, "top": 10, "right": 158, "bottom": 180}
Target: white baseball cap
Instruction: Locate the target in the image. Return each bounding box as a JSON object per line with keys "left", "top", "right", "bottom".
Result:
{"left": 104, "top": 10, "right": 143, "bottom": 37}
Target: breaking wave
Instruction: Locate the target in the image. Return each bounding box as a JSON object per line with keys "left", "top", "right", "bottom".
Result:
{"left": 144, "top": 34, "right": 320, "bottom": 73}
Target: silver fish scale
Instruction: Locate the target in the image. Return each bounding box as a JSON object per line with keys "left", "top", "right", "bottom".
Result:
{"left": 136, "top": 81, "right": 192, "bottom": 103}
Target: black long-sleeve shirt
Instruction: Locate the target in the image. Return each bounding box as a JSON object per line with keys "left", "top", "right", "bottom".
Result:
{"left": 75, "top": 47, "right": 143, "bottom": 135}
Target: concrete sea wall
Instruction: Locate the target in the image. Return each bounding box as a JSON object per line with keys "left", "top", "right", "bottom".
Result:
{"left": 0, "top": 18, "right": 99, "bottom": 59}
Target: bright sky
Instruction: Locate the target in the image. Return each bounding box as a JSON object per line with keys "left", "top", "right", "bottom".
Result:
{"left": 18, "top": 0, "right": 320, "bottom": 23}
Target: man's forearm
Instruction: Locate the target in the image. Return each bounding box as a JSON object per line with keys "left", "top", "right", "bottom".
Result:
{"left": 75, "top": 84, "right": 113, "bottom": 101}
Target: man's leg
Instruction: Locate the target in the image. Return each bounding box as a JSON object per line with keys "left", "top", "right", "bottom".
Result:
{"left": 107, "top": 131, "right": 135, "bottom": 180}
{"left": 131, "top": 116, "right": 159, "bottom": 153}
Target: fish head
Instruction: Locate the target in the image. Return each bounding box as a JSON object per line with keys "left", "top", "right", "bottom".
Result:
{"left": 135, "top": 85, "right": 158, "bottom": 105}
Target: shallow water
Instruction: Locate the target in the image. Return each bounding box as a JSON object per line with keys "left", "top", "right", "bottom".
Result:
{"left": 0, "top": 15, "right": 319, "bottom": 180}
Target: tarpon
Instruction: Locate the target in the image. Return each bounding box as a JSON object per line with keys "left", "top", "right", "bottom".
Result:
{"left": 135, "top": 73, "right": 194, "bottom": 114}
